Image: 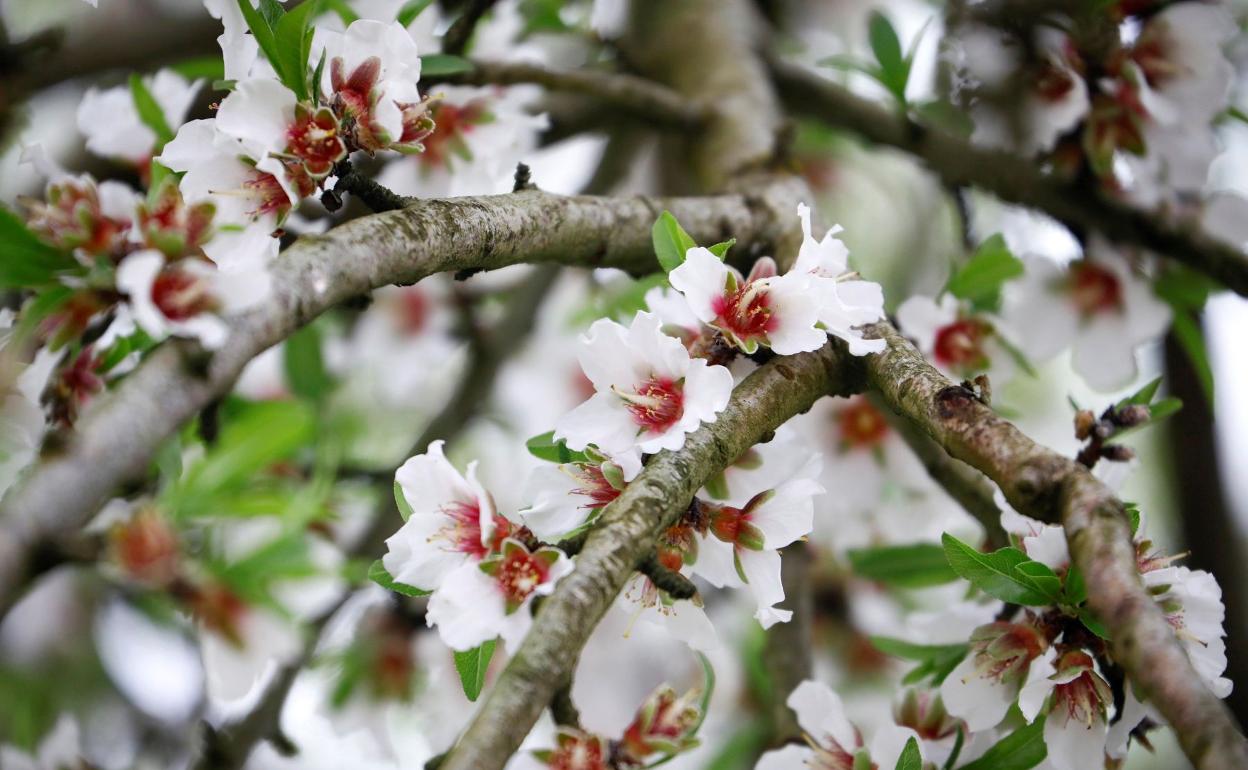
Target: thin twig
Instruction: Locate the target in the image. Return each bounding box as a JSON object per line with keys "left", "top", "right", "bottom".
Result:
{"left": 769, "top": 60, "right": 1248, "bottom": 298}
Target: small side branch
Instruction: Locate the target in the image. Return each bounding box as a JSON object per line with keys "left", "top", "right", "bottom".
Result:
{"left": 862, "top": 322, "right": 1248, "bottom": 770}
{"left": 769, "top": 60, "right": 1248, "bottom": 299}
{"left": 426, "top": 59, "right": 708, "bottom": 131}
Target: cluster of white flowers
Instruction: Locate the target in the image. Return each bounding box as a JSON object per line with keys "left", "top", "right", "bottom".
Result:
{"left": 955, "top": 2, "right": 1235, "bottom": 209}
{"left": 381, "top": 203, "right": 886, "bottom": 652}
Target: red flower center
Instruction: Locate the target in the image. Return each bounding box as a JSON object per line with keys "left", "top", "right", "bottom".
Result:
{"left": 243, "top": 170, "right": 300, "bottom": 220}
{"left": 711, "top": 279, "right": 775, "bottom": 344}
{"left": 436, "top": 500, "right": 509, "bottom": 559}
{"left": 837, "top": 398, "right": 888, "bottom": 449}
{"left": 421, "top": 100, "right": 487, "bottom": 167}
{"left": 933, "top": 318, "right": 991, "bottom": 370}
{"left": 152, "top": 268, "right": 217, "bottom": 321}
{"left": 1053, "top": 650, "right": 1109, "bottom": 725}
{"left": 495, "top": 548, "right": 551, "bottom": 605}
{"left": 1067, "top": 260, "right": 1124, "bottom": 317}
{"left": 286, "top": 106, "right": 346, "bottom": 178}
{"left": 111, "top": 510, "right": 179, "bottom": 585}
{"left": 395, "top": 287, "right": 430, "bottom": 335}
{"left": 619, "top": 377, "right": 685, "bottom": 434}
{"left": 570, "top": 464, "right": 622, "bottom": 510}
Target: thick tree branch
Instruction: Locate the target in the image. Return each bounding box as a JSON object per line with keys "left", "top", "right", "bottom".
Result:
{"left": 438, "top": 339, "right": 864, "bottom": 770}
{"left": 770, "top": 61, "right": 1248, "bottom": 299}
{"left": 862, "top": 322, "right": 1248, "bottom": 770}
{"left": 0, "top": 185, "right": 802, "bottom": 621}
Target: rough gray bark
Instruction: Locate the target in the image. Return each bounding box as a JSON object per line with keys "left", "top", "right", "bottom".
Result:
{"left": 0, "top": 187, "right": 802, "bottom": 620}
{"left": 862, "top": 323, "right": 1248, "bottom": 770}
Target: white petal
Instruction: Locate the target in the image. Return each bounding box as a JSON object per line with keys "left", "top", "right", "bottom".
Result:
{"left": 738, "top": 548, "right": 789, "bottom": 629}
{"left": 425, "top": 561, "right": 506, "bottom": 652}
{"left": 754, "top": 745, "right": 815, "bottom": 770}
{"left": 1018, "top": 647, "right": 1057, "bottom": 722}
{"left": 555, "top": 393, "right": 638, "bottom": 455}
{"left": 215, "top": 78, "right": 296, "bottom": 159}
{"left": 939, "top": 654, "right": 1017, "bottom": 731}
{"left": 787, "top": 680, "right": 857, "bottom": 754}
{"left": 518, "top": 465, "right": 592, "bottom": 541}
{"left": 1044, "top": 707, "right": 1108, "bottom": 770}
{"left": 669, "top": 248, "right": 734, "bottom": 323}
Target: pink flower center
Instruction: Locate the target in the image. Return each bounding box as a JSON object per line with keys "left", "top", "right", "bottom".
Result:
{"left": 1052, "top": 651, "right": 1109, "bottom": 726}
{"left": 570, "top": 465, "right": 621, "bottom": 510}
{"left": 421, "top": 100, "right": 487, "bottom": 167}
{"left": 618, "top": 377, "right": 685, "bottom": 435}
{"left": 395, "top": 287, "right": 430, "bottom": 335}
{"left": 934, "top": 318, "right": 991, "bottom": 370}
{"left": 495, "top": 548, "right": 551, "bottom": 605}
{"left": 837, "top": 398, "right": 888, "bottom": 449}
{"left": 434, "top": 500, "right": 508, "bottom": 559}
{"left": 243, "top": 171, "right": 299, "bottom": 220}
{"left": 711, "top": 279, "right": 776, "bottom": 345}
{"left": 1067, "top": 261, "right": 1124, "bottom": 317}
{"left": 969, "top": 622, "right": 1047, "bottom": 685}
{"left": 152, "top": 268, "right": 217, "bottom": 321}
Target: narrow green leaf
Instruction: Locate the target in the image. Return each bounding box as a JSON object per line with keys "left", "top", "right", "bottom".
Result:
{"left": 525, "top": 431, "right": 589, "bottom": 464}
{"left": 959, "top": 718, "right": 1047, "bottom": 770}
{"left": 946, "top": 234, "right": 1023, "bottom": 311}
{"left": 420, "top": 53, "right": 474, "bottom": 76}
{"left": 870, "top": 637, "right": 967, "bottom": 662}
{"left": 652, "top": 211, "right": 698, "bottom": 273}
{"left": 867, "top": 11, "right": 906, "bottom": 101}
{"left": 707, "top": 238, "right": 736, "bottom": 260}
{"left": 1063, "top": 565, "right": 1087, "bottom": 605}
{"left": 176, "top": 400, "right": 314, "bottom": 505}
{"left": 894, "top": 738, "right": 922, "bottom": 770}
{"left": 846, "top": 543, "right": 958, "bottom": 588}
{"left": 816, "top": 54, "right": 877, "bottom": 77}
{"left": 0, "top": 207, "right": 78, "bottom": 289}
{"left": 272, "top": 0, "right": 321, "bottom": 101}
{"left": 453, "top": 639, "right": 496, "bottom": 701}
{"left": 368, "top": 559, "right": 430, "bottom": 597}
{"left": 1120, "top": 376, "right": 1162, "bottom": 407}
{"left": 283, "top": 324, "right": 334, "bottom": 402}
{"left": 236, "top": 0, "right": 283, "bottom": 78}
{"left": 1171, "top": 311, "right": 1215, "bottom": 404}
{"left": 941, "top": 534, "right": 1061, "bottom": 606}
{"left": 393, "top": 481, "right": 415, "bottom": 522}
{"left": 170, "top": 56, "right": 226, "bottom": 81}
{"left": 257, "top": 0, "right": 285, "bottom": 26}
{"left": 397, "top": 0, "right": 436, "bottom": 26}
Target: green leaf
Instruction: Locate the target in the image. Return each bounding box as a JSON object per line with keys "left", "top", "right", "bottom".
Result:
{"left": 272, "top": 0, "right": 321, "bottom": 101}
{"left": 217, "top": 533, "right": 318, "bottom": 601}
{"left": 941, "top": 534, "right": 1062, "bottom": 606}
{"left": 236, "top": 0, "right": 283, "bottom": 81}
{"left": 846, "top": 543, "right": 958, "bottom": 588}
{"left": 420, "top": 53, "right": 474, "bottom": 76}
{"left": 311, "top": 47, "right": 328, "bottom": 106}
{"left": 394, "top": 480, "right": 414, "bottom": 521}
{"left": 959, "top": 718, "right": 1047, "bottom": 770}
{"left": 894, "top": 737, "right": 922, "bottom": 770}
{"left": 0, "top": 206, "right": 78, "bottom": 289}
{"left": 170, "top": 56, "right": 226, "bottom": 81}
{"left": 283, "top": 324, "right": 334, "bottom": 402}
{"left": 867, "top": 11, "right": 906, "bottom": 102}
{"left": 913, "top": 99, "right": 974, "bottom": 137}
{"left": 525, "top": 430, "right": 589, "bottom": 464}
{"left": 1170, "top": 311, "right": 1214, "bottom": 404}
{"left": 453, "top": 639, "right": 496, "bottom": 701}
{"left": 368, "top": 559, "right": 431, "bottom": 596}
{"left": 1155, "top": 264, "right": 1217, "bottom": 310}
{"left": 870, "top": 636, "right": 967, "bottom": 686}
{"left": 946, "top": 234, "right": 1023, "bottom": 311}
{"left": 1120, "top": 376, "right": 1162, "bottom": 407}
{"left": 396, "top": 0, "right": 436, "bottom": 27}
{"left": 176, "top": 400, "right": 314, "bottom": 507}
{"left": 257, "top": 0, "right": 285, "bottom": 27}
{"left": 652, "top": 211, "right": 698, "bottom": 273}
{"left": 707, "top": 238, "right": 736, "bottom": 260}
{"left": 1063, "top": 565, "right": 1086, "bottom": 605}
{"left": 1124, "top": 502, "right": 1141, "bottom": 535}
{"left": 1077, "top": 608, "right": 1111, "bottom": 639}
{"left": 816, "top": 53, "right": 877, "bottom": 77}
